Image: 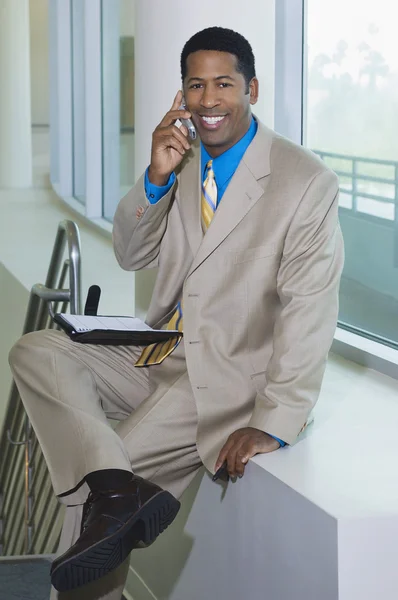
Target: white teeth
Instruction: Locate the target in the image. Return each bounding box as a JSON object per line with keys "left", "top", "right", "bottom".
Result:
{"left": 202, "top": 116, "right": 225, "bottom": 124}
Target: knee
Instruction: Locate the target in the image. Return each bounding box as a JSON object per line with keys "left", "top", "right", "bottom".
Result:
{"left": 9, "top": 330, "right": 52, "bottom": 370}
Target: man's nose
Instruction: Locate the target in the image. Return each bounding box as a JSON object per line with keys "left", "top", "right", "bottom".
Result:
{"left": 200, "top": 86, "right": 220, "bottom": 108}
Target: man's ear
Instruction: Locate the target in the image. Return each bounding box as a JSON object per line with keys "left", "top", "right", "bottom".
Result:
{"left": 249, "top": 77, "right": 259, "bottom": 105}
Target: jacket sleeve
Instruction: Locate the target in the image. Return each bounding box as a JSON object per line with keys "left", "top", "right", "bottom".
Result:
{"left": 248, "top": 169, "right": 344, "bottom": 444}
{"left": 112, "top": 173, "right": 177, "bottom": 271}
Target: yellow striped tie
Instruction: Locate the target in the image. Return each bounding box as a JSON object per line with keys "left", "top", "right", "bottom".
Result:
{"left": 135, "top": 160, "right": 217, "bottom": 367}
{"left": 201, "top": 160, "right": 217, "bottom": 231}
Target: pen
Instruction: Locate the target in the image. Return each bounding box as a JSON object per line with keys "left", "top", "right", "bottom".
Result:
{"left": 212, "top": 460, "right": 229, "bottom": 482}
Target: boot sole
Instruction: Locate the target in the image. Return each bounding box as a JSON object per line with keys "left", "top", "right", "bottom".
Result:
{"left": 51, "top": 490, "right": 180, "bottom": 592}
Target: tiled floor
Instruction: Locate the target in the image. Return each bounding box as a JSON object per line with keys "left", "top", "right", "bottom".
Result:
{"left": 0, "top": 558, "right": 51, "bottom": 600}
{"left": 0, "top": 558, "right": 129, "bottom": 600}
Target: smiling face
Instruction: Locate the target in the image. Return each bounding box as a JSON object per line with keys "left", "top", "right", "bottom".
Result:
{"left": 183, "top": 50, "right": 259, "bottom": 158}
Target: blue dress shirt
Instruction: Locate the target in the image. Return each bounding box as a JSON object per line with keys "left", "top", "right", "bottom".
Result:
{"left": 144, "top": 117, "right": 286, "bottom": 447}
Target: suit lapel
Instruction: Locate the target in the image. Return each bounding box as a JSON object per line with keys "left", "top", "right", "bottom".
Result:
{"left": 178, "top": 143, "right": 203, "bottom": 258}
{"left": 186, "top": 120, "right": 274, "bottom": 278}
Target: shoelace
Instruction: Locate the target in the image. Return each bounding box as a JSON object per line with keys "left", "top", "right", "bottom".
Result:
{"left": 80, "top": 486, "right": 141, "bottom": 534}
{"left": 81, "top": 490, "right": 108, "bottom": 533}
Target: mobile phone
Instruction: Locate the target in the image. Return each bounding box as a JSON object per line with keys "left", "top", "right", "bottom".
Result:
{"left": 177, "top": 99, "right": 197, "bottom": 140}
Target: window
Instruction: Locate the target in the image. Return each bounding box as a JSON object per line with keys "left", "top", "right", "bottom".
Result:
{"left": 305, "top": 0, "right": 398, "bottom": 346}
{"left": 101, "top": 0, "right": 135, "bottom": 221}
{"left": 71, "top": 0, "right": 86, "bottom": 204}
{"left": 50, "top": 0, "right": 135, "bottom": 218}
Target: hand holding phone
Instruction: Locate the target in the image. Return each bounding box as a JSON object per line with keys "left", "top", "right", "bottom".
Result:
{"left": 176, "top": 99, "right": 196, "bottom": 140}
{"left": 148, "top": 91, "right": 193, "bottom": 186}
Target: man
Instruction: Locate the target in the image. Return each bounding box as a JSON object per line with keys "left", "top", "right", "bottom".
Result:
{"left": 9, "top": 27, "right": 344, "bottom": 600}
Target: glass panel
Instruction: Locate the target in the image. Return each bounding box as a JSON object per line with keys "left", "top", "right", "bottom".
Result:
{"left": 71, "top": 0, "right": 86, "bottom": 203}
{"left": 49, "top": 0, "right": 59, "bottom": 187}
{"left": 101, "top": 0, "right": 135, "bottom": 221}
{"left": 357, "top": 197, "right": 394, "bottom": 220}
{"left": 30, "top": 0, "right": 50, "bottom": 188}
{"left": 305, "top": 0, "right": 398, "bottom": 344}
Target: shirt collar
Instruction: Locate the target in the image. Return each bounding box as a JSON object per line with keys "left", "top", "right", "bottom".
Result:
{"left": 201, "top": 117, "right": 258, "bottom": 188}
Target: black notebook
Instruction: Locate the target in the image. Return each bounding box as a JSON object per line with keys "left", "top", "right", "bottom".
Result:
{"left": 53, "top": 314, "right": 182, "bottom": 346}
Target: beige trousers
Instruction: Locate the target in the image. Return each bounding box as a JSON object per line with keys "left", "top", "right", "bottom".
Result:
{"left": 9, "top": 329, "right": 203, "bottom": 600}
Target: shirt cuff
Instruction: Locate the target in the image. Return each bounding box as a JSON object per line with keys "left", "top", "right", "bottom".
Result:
{"left": 145, "top": 168, "right": 176, "bottom": 204}
{"left": 268, "top": 433, "right": 286, "bottom": 447}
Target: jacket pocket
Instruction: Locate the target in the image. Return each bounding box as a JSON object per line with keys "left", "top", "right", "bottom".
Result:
{"left": 234, "top": 244, "right": 276, "bottom": 264}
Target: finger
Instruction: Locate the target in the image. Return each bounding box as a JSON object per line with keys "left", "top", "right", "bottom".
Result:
{"left": 160, "top": 109, "right": 192, "bottom": 128}
{"left": 161, "top": 125, "right": 191, "bottom": 150}
{"left": 215, "top": 440, "right": 234, "bottom": 472}
{"left": 226, "top": 441, "right": 245, "bottom": 478}
{"left": 156, "top": 126, "right": 190, "bottom": 151}
{"left": 170, "top": 125, "right": 191, "bottom": 149}
{"left": 170, "top": 90, "right": 183, "bottom": 111}
{"left": 240, "top": 447, "right": 257, "bottom": 465}
{"left": 163, "top": 136, "right": 187, "bottom": 156}
{"left": 235, "top": 442, "right": 255, "bottom": 477}
{"left": 174, "top": 121, "right": 189, "bottom": 138}
{"left": 226, "top": 449, "right": 236, "bottom": 478}
{"left": 235, "top": 449, "right": 248, "bottom": 477}
{"left": 240, "top": 436, "right": 279, "bottom": 465}
{"left": 154, "top": 132, "right": 186, "bottom": 157}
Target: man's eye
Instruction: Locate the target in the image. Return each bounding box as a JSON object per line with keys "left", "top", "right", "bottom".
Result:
{"left": 219, "top": 83, "right": 232, "bottom": 88}
{"left": 189, "top": 84, "right": 203, "bottom": 89}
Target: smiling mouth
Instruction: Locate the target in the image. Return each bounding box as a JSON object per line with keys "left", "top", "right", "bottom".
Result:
{"left": 199, "top": 115, "right": 227, "bottom": 129}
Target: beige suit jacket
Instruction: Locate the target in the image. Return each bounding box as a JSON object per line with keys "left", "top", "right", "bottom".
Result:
{"left": 113, "top": 120, "right": 344, "bottom": 472}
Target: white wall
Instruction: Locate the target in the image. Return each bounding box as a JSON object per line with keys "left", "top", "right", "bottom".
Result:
{"left": 0, "top": 265, "right": 29, "bottom": 426}
{"left": 126, "top": 464, "right": 339, "bottom": 600}
{"left": 30, "top": 0, "right": 49, "bottom": 125}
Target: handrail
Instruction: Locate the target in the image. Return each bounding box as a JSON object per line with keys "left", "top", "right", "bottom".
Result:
{"left": 0, "top": 220, "right": 82, "bottom": 555}
{"left": 313, "top": 150, "right": 398, "bottom": 218}
{"left": 313, "top": 149, "right": 398, "bottom": 266}
{"left": 34, "top": 220, "right": 82, "bottom": 331}
{"left": 47, "top": 220, "right": 81, "bottom": 314}
{"left": 313, "top": 149, "right": 398, "bottom": 167}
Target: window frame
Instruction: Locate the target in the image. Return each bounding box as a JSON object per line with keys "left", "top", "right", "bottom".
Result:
{"left": 50, "top": 0, "right": 73, "bottom": 198}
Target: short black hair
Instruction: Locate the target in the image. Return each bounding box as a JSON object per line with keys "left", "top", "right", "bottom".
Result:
{"left": 180, "top": 27, "right": 256, "bottom": 90}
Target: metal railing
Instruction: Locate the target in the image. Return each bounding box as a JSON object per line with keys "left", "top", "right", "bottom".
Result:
{"left": 0, "top": 220, "right": 82, "bottom": 556}
{"left": 313, "top": 150, "right": 398, "bottom": 222}
{"left": 313, "top": 150, "right": 398, "bottom": 267}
